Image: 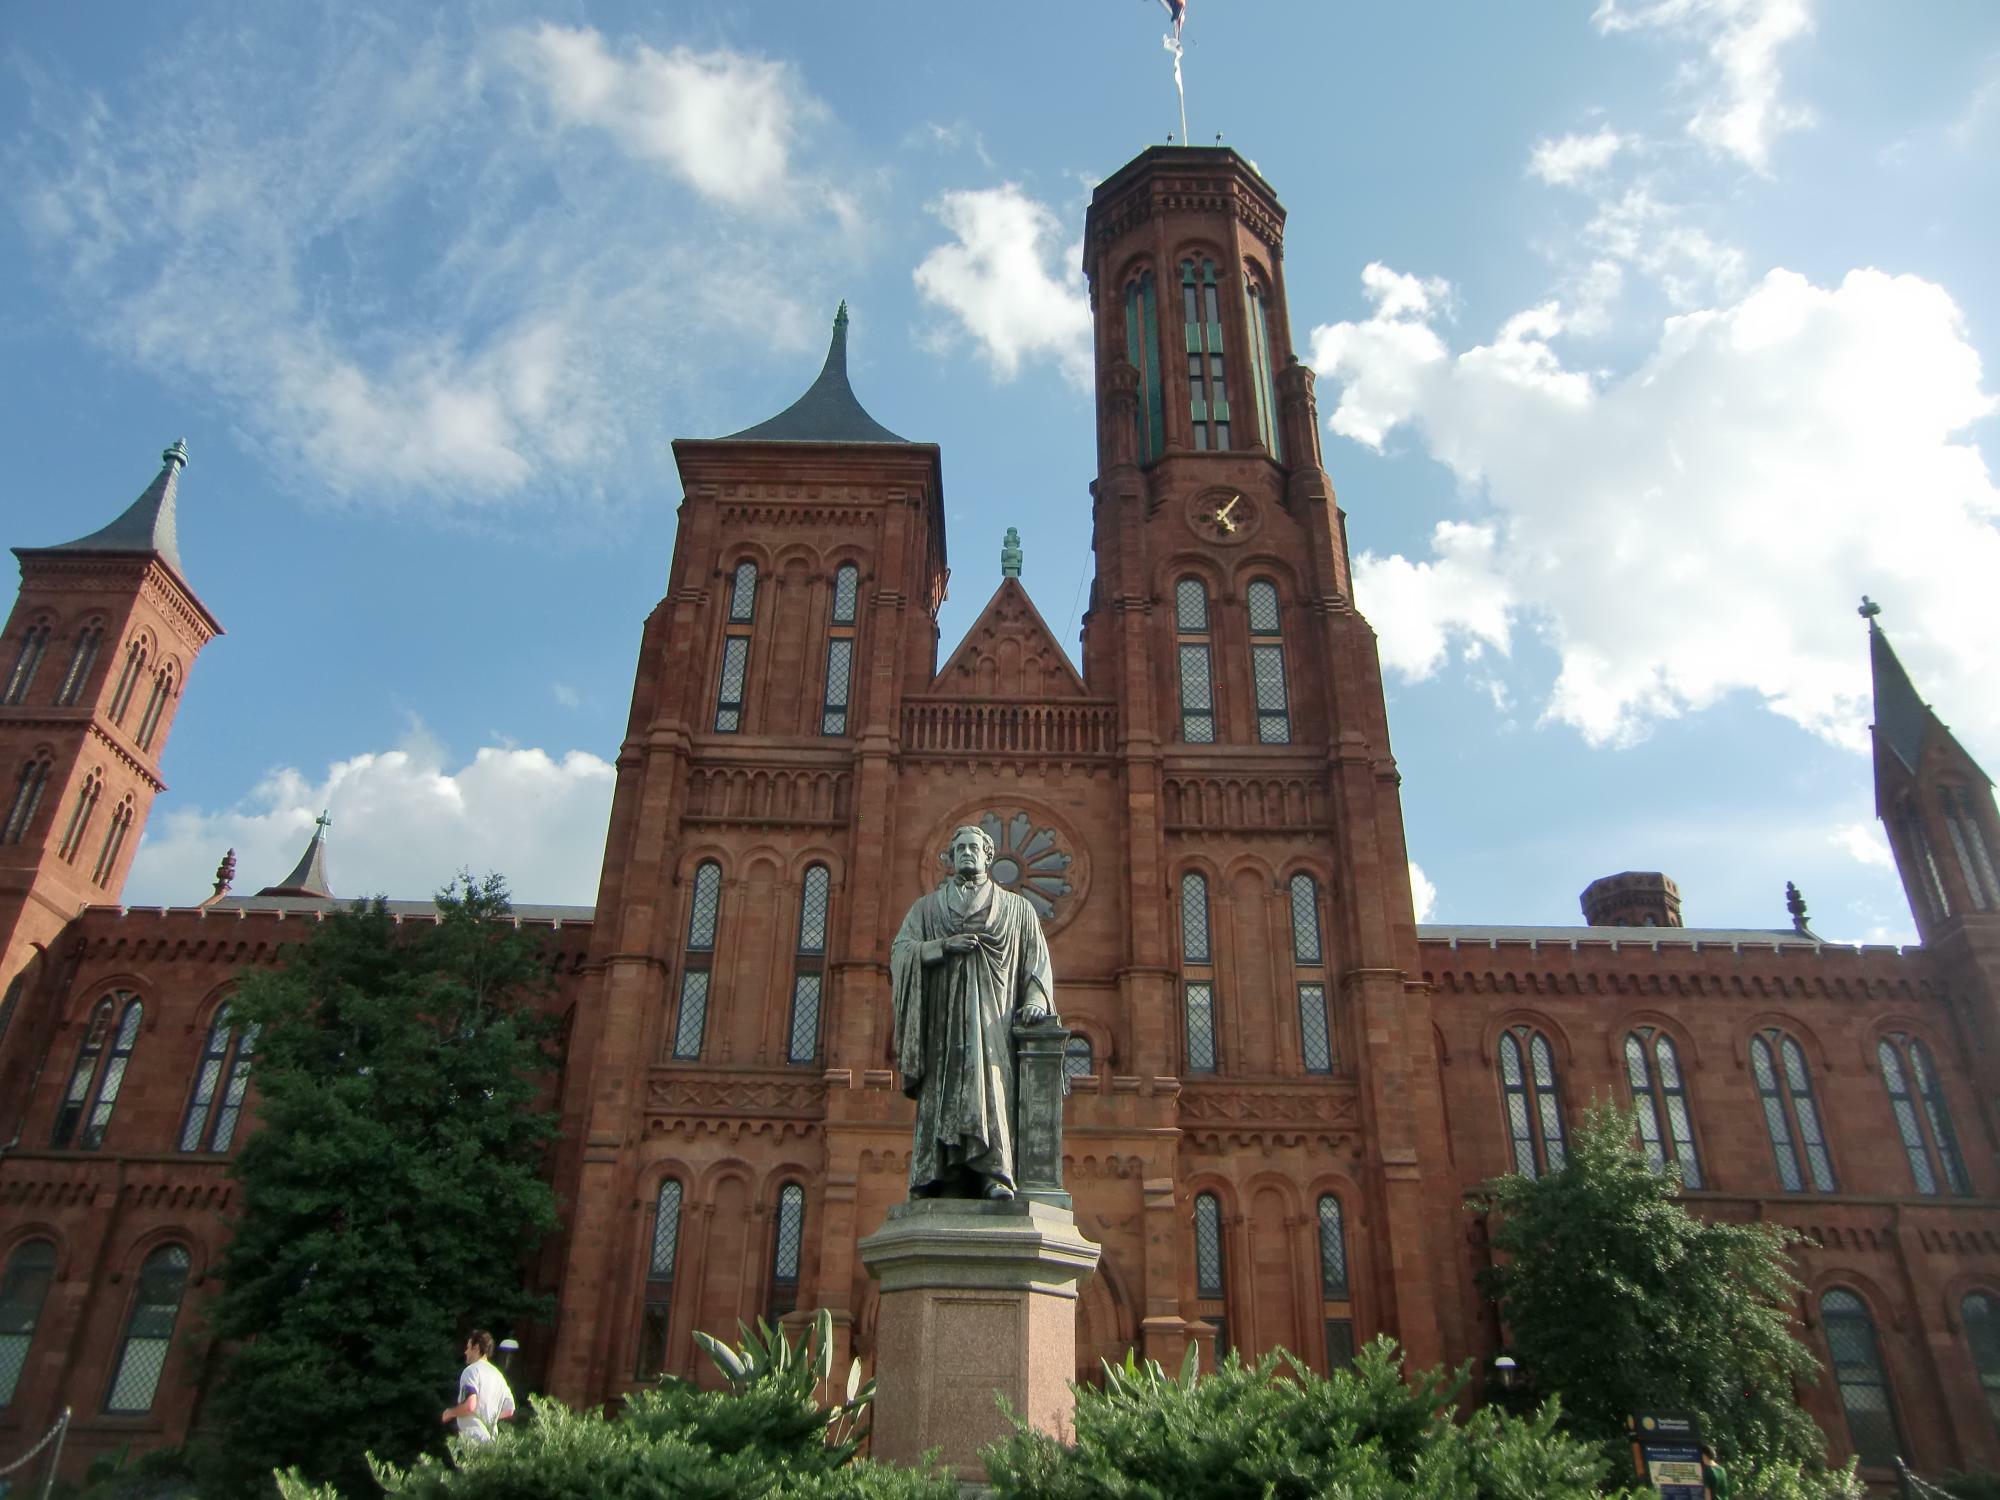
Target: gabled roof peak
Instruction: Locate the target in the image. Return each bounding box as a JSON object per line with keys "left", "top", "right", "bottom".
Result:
{"left": 721, "top": 304, "right": 910, "bottom": 445}
{"left": 1865, "top": 601, "right": 1934, "bottom": 776}
{"left": 19, "top": 440, "right": 190, "bottom": 575}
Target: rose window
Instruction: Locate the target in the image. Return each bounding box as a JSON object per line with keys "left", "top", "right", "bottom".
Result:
{"left": 977, "top": 810, "right": 1074, "bottom": 919}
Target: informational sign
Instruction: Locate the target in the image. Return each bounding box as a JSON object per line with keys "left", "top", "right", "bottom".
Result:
{"left": 1627, "top": 1411, "right": 1709, "bottom": 1500}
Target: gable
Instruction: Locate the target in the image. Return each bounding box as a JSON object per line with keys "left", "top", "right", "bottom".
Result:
{"left": 934, "top": 578, "right": 1088, "bottom": 698}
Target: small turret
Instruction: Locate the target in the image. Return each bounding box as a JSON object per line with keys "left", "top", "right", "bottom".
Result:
{"left": 1580, "top": 872, "right": 1683, "bottom": 928}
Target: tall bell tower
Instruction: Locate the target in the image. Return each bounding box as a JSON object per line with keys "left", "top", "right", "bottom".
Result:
{"left": 1080, "top": 147, "right": 1462, "bottom": 1366}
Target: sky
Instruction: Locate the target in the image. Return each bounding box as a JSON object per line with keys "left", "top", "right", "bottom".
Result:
{"left": 2, "top": 1, "right": 1997, "bottom": 945}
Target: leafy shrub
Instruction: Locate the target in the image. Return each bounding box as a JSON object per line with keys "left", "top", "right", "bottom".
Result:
{"left": 981, "top": 1337, "right": 1625, "bottom": 1499}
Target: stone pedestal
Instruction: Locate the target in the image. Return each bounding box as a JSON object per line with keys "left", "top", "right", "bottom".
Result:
{"left": 858, "top": 1199, "right": 1101, "bottom": 1478}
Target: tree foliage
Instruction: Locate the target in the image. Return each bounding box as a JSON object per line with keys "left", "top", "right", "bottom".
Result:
{"left": 200, "top": 875, "right": 561, "bottom": 1499}
{"left": 1476, "top": 1104, "right": 1855, "bottom": 1497}
{"left": 982, "top": 1338, "right": 1622, "bottom": 1499}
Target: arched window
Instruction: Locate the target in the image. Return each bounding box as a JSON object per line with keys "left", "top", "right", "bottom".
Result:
{"left": 0, "top": 1239, "right": 56, "bottom": 1407}
{"left": 1, "top": 756, "right": 51, "bottom": 845}
{"left": 636, "top": 1179, "right": 683, "bottom": 1378}
{"left": 1124, "top": 270, "right": 1166, "bottom": 462}
{"left": 1063, "top": 1035, "right": 1094, "bottom": 1080}
{"left": 135, "top": 664, "right": 177, "bottom": 752}
{"left": 179, "top": 1003, "right": 259, "bottom": 1153}
{"left": 1193, "top": 1192, "right": 1228, "bottom": 1356}
{"left": 108, "top": 637, "right": 149, "bottom": 725}
{"left": 1174, "top": 578, "right": 1216, "bottom": 744}
{"left": 4, "top": 618, "right": 51, "bottom": 706}
{"left": 92, "top": 796, "right": 136, "bottom": 887}
{"left": 1962, "top": 1292, "right": 2000, "bottom": 1435}
{"left": 1180, "top": 872, "right": 1217, "bottom": 1073}
{"left": 1291, "top": 873, "right": 1332, "bottom": 1074}
{"left": 1750, "top": 1029, "right": 1835, "bottom": 1193}
{"left": 1180, "top": 258, "right": 1231, "bottom": 450}
{"left": 1820, "top": 1289, "right": 1901, "bottom": 1469}
{"left": 714, "top": 561, "right": 757, "bottom": 733}
{"left": 768, "top": 1183, "right": 805, "bottom": 1321}
{"left": 1942, "top": 787, "right": 2000, "bottom": 910}
{"left": 1624, "top": 1028, "right": 1702, "bottom": 1188}
{"left": 1246, "top": 579, "right": 1290, "bottom": 744}
{"left": 104, "top": 1245, "right": 190, "bottom": 1413}
{"left": 1318, "top": 1195, "right": 1353, "bottom": 1369}
{"left": 821, "top": 565, "right": 859, "bottom": 736}
{"left": 1244, "top": 280, "right": 1283, "bottom": 460}
{"left": 59, "top": 772, "right": 101, "bottom": 863}
{"left": 787, "top": 864, "right": 831, "bottom": 1065}
{"left": 53, "top": 994, "right": 142, "bottom": 1150}
{"left": 1878, "top": 1033, "right": 1968, "bottom": 1197}
{"left": 1900, "top": 797, "right": 1951, "bottom": 922}
{"left": 54, "top": 621, "right": 102, "bottom": 708}
{"left": 671, "top": 862, "right": 723, "bottom": 1061}
{"left": 1498, "top": 1026, "right": 1566, "bottom": 1178}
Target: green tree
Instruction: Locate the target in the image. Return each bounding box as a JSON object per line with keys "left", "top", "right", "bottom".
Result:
{"left": 1476, "top": 1104, "right": 1855, "bottom": 1497}
{"left": 199, "top": 875, "right": 561, "bottom": 1499}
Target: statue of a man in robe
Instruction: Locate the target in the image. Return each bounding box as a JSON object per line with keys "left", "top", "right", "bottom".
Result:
{"left": 890, "top": 823, "right": 1056, "bottom": 1200}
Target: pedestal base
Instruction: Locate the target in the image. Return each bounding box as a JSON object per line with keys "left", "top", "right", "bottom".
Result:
{"left": 858, "top": 1198, "right": 1101, "bottom": 1479}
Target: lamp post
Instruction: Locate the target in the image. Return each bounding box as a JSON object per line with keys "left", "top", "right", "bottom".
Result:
{"left": 496, "top": 1338, "right": 520, "bottom": 1377}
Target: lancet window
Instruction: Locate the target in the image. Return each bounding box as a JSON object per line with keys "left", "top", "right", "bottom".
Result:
{"left": 1900, "top": 797, "right": 1951, "bottom": 922}
{"left": 0, "top": 1239, "right": 55, "bottom": 1407}
{"left": 1820, "top": 1289, "right": 1901, "bottom": 1469}
{"left": 59, "top": 772, "right": 101, "bottom": 863}
{"left": 1878, "top": 1032, "right": 1968, "bottom": 1197}
{"left": 768, "top": 1183, "right": 805, "bottom": 1321}
{"left": 1175, "top": 578, "right": 1216, "bottom": 744}
{"left": 1064, "top": 1036, "right": 1093, "bottom": 1080}
{"left": 1623, "top": 1027, "right": 1702, "bottom": 1188}
{"left": 671, "top": 862, "right": 723, "bottom": 1061}
{"left": 54, "top": 621, "right": 101, "bottom": 708}
{"left": 1245, "top": 281, "right": 1282, "bottom": 459}
{"left": 179, "top": 1002, "right": 259, "bottom": 1154}
{"left": 108, "top": 636, "right": 149, "bottom": 725}
{"left": 92, "top": 797, "right": 135, "bottom": 887}
{"left": 1, "top": 755, "right": 51, "bottom": 845}
{"left": 1180, "top": 871, "right": 1218, "bottom": 1073}
{"left": 636, "top": 1178, "right": 683, "bottom": 1379}
{"left": 1318, "top": 1195, "right": 1354, "bottom": 1369}
{"left": 1193, "top": 1192, "right": 1228, "bottom": 1356}
{"left": 822, "top": 564, "right": 859, "bottom": 736}
{"left": 1246, "top": 579, "right": 1291, "bottom": 744}
{"left": 135, "top": 664, "right": 177, "bottom": 752}
{"left": 1124, "top": 269, "right": 1167, "bottom": 462}
{"left": 714, "top": 561, "right": 757, "bottom": 733}
{"left": 1181, "top": 257, "right": 1231, "bottom": 450}
{"left": 104, "top": 1245, "right": 189, "bottom": 1413}
{"left": 1291, "top": 873, "right": 1333, "bottom": 1074}
{"left": 787, "top": 864, "right": 831, "bottom": 1065}
{"left": 4, "top": 618, "right": 50, "bottom": 705}
{"left": 1750, "top": 1028, "right": 1835, "bottom": 1193}
{"left": 1962, "top": 1292, "right": 2000, "bottom": 1434}
{"left": 1498, "top": 1026, "right": 1566, "bottom": 1178}
{"left": 53, "top": 993, "right": 142, "bottom": 1150}
{"left": 1942, "top": 786, "right": 2000, "bottom": 909}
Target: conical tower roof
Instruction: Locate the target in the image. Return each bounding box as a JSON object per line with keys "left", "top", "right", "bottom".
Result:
{"left": 1868, "top": 616, "right": 1933, "bottom": 775}
{"left": 257, "top": 813, "right": 334, "bottom": 899}
{"left": 19, "top": 441, "right": 189, "bottom": 574}
{"left": 722, "top": 304, "right": 910, "bottom": 444}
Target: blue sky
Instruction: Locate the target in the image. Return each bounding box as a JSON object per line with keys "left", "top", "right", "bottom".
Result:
{"left": 3, "top": 1, "right": 1996, "bottom": 943}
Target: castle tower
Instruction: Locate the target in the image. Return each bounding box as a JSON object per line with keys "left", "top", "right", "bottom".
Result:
{"left": 1078, "top": 147, "right": 1458, "bottom": 1367}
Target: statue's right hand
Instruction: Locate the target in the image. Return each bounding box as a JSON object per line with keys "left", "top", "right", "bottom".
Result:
{"left": 942, "top": 933, "right": 979, "bottom": 954}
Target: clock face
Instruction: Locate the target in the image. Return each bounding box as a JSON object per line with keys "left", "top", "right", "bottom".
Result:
{"left": 1185, "top": 488, "right": 1258, "bottom": 545}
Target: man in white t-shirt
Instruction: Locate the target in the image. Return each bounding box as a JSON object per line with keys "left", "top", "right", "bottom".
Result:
{"left": 439, "top": 1329, "right": 515, "bottom": 1448}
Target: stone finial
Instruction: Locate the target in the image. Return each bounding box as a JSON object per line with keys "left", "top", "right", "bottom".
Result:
{"left": 213, "top": 847, "right": 236, "bottom": 898}
{"left": 1786, "top": 880, "right": 1809, "bottom": 932}
{"left": 1001, "top": 526, "right": 1023, "bottom": 579}
{"left": 834, "top": 299, "right": 850, "bottom": 331}
{"left": 163, "top": 438, "right": 189, "bottom": 471}
{"left": 1858, "top": 595, "right": 1881, "bottom": 621}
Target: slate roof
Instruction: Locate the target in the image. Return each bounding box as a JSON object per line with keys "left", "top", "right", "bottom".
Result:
{"left": 204, "top": 894, "right": 594, "bottom": 924}
{"left": 256, "top": 821, "right": 334, "bottom": 899}
{"left": 18, "top": 441, "right": 189, "bottom": 575}
{"left": 1869, "top": 620, "right": 1936, "bottom": 776}
{"left": 1419, "top": 923, "right": 1840, "bottom": 953}
{"left": 722, "top": 304, "right": 911, "bottom": 444}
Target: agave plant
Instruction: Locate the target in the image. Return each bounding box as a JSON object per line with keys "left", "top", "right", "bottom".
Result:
{"left": 1098, "top": 1339, "right": 1202, "bottom": 1399}
{"left": 692, "top": 1306, "right": 876, "bottom": 1460}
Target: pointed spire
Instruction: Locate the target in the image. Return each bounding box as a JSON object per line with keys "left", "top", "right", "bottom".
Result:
{"left": 1001, "top": 527, "right": 1023, "bottom": 579}
{"left": 257, "top": 811, "right": 334, "bottom": 899}
{"left": 21, "top": 441, "right": 189, "bottom": 574}
{"left": 1864, "top": 597, "right": 1936, "bottom": 775}
{"left": 722, "top": 304, "right": 911, "bottom": 444}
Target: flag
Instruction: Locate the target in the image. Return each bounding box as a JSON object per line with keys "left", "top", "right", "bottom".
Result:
{"left": 1156, "top": 0, "right": 1186, "bottom": 37}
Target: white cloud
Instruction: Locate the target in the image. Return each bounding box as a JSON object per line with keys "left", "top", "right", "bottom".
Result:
{"left": 1355, "top": 523, "right": 1514, "bottom": 679}
{"left": 1583, "top": 187, "right": 1746, "bottom": 308}
{"left": 1311, "top": 262, "right": 2000, "bottom": 753}
{"left": 1529, "top": 128, "right": 1630, "bottom": 185}
{"left": 1409, "top": 861, "right": 1439, "bottom": 922}
{"left": 1594, "top": 0, "right": 1816, "bottom": 173}
{"left": 1831, "top": 820, "right": 1894, "bottom": 870}
{"left": 912, "top": 185, "right": 1092, "bottom": 388}
{"left": 506, "top": 25, "right": 821, "bottom": 212}
{"left": 125, "top": 727, "right": 615, "bottom": 909}
{"left": 11, "top": 16, "right": 844, "bottom": 507}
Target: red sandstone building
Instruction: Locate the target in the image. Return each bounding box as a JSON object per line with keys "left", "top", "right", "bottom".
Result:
{"left": 2, "top": 147, "right": 1998, "bottom": 1484}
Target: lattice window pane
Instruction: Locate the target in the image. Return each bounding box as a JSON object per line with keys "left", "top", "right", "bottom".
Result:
{"left": 1185, "top": 982, "right": 1217, "bottom": 1073}
{"left": 211, "top": 1025, "right": 258, "bottom": 1153}
{"left": 715, "top": 637, "right": 749, "bottom": 732}
{"left": 1822, "top": 1292, "right": 1901, "bottom": 1468}
{"left": 1252, "top": 646, "right": 1288, "bottom": 707}
{"left": 1634, "top": 1092, "right": 1666, "bottom": 1173}
{"left": 0, "top": 1240, "right": 55, "bottom": 1407}
{"left": 1751, "top": 1038, "right": 1778, "bottom": 1093}
{"left": 797, "top": 866, "right": 831, "bottom": 954}
{"left": 1317, "top": 1196, "right": 1348, "bottom": 1298}
{"left": 1781, "top": 1038, "right": 1810, "bottom": 1093}
{"left": 773, "top": 1186, "right": 805, "bottom": 1282}
{"left": 1064, "top": 1037, "right": 1093, "bottom": 1079}
{"left": 1530, "top": 1033, "right": 1557, "bottom": 1089}
{"left": 672, "top": 972, "right": 710, "bottom": 1061}
{"left": 179, "top": 1058, "right": 223, "bottom": 1151}
{"left": 1247, "top": 581, "right": 1281, "bottom": 635}
{"left": 1654, "top": 1035, "right": 1683, "bottom": 1090}
{"left": 1179, "top": 644, "right": 1214, "bottom": 710}
{"left": 1499, "top": 1033, "right": 1523, "bottom": 1086}
{"left": 1193, "top": 1195, "right": 1224, "bottom": 1297}
{"left": 82, "top": 1002, "right": 142, "bottom": 1152}
{"left": 1298, "top": 985, "right": 1332, "bottom": 1074}
{"left": 822, "top": 639, "right": 853, "bottom": 737}
{"left": 787, "top": 975, "right": 821, "bottom": 1065}
{"left": 650, "top": 1181, "right": 683, "bottom": 1279}
{"left": 105, "top": 1247, "right": 187, "bottom": 1413}
{"left": 1763, "top": 1096, "right": 1802, "bottom": 1191}
{"left": 1892, "top": 1097, "right": 1935, "bottom": 1195}
{"left": 1796, "top": 1101, "right": 1836, "bottom": 1192}
{"left": 1289, "top": 875, "right": 1322, "bottom": 963}
{"left": 1181, "top": 874, "right": 1211, "bottom": 962}
{"left": 1324, "top": 1319, "right": 1355, "bottom": 1371}
{"left": 1508, "top": 1093, "right": 1537, "bottom": 1177}
{"left": 686, "top": 864, "right": 722, "bottom": 949}
{"left": 1175, "top": 578, "right": 1209, "bottom": 632}
{"left": 1538, "top": 1090, "right": 1567, "bottom": 1171}
{"left": 728, "top": 561, "right": 758, "bottom": 622}
{"left": 832, "top": 565, "right": 860, "bottom": 624}
{"left": 1963, "top": 1294, "right": 2000, "bottom": 1430}
{"left": 1624, "top": 1034, "right": 1650, "bottom": 1091}
{"left": 1665, "top": 1094, "right": 1702, "bottom": 1188}
{"left": 1956, "top": 788, "right": 2000, "bottom": 906}
{"left": 1909, "top": 1039, "right": 1970, "bottom": 1195}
